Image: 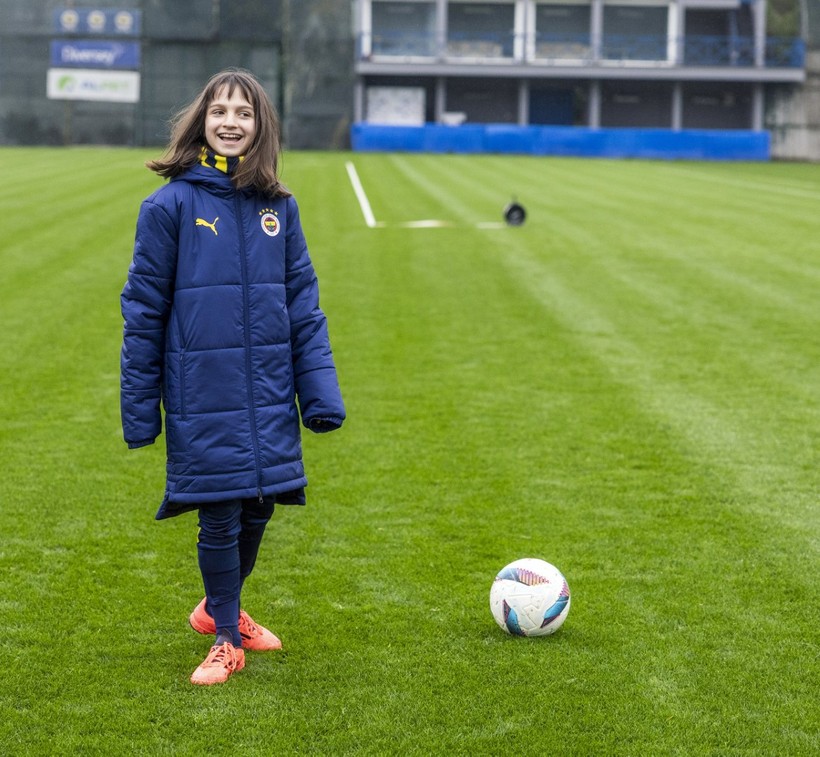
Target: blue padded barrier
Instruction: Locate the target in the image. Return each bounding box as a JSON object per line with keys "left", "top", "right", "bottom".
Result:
{"left": 350, "top": 123, "right": 770, "bottom": 161}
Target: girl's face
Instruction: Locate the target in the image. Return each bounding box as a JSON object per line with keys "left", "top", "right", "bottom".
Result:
{"left": 204, "top": 86, "right": 257, "bottom": 157}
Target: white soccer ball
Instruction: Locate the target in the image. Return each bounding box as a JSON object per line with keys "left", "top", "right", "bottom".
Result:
{"left": 490, "top": 558, "right": 571, "bottom": 637}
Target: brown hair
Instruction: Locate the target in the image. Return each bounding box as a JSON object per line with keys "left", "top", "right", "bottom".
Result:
{"left": 146, "top": 68, "right": 289, "bottom": 198}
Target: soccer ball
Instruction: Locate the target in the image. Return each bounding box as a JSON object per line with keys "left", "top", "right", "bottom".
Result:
{"left": 490, "top": 558, "right": 571, "bottom": 637}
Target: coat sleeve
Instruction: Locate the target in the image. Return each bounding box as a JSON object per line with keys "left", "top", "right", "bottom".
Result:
{"left": 284, "top": 196, "right": 346, "bottom": 432}
{"left": 120, "top": 197, "right": 178, "bottom": 447}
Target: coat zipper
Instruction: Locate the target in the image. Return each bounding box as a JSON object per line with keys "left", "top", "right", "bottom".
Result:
{"left": 235, "top": 193, "right": 264, "bottom": 503}
{"left": 179, "top": 352, "right": 187, "bottom": 421}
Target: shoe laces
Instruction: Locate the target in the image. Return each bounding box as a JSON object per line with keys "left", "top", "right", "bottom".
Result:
{"left": 239, "top": 610, "right": 261, "bottom": 638}
{"left": 203, "top": 642, "right": 238, "bottom": 670}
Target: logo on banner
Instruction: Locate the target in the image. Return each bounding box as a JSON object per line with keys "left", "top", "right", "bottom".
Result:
{"left": 59, "top": 10, "right": 80, "bottom": 32}
{"left": 51, "top": 41, "right": 141, "bottom": 69}
{"left": 87, "top": 10, "right": 106, "bottom": 32}
{"left": 114, "top": 11, "right": 136, "bottom": 33}
{"left": 54, "top": 7, "right": 141, "bottom": 36}
{"left": 47, "top": 68, "right": 141, "bottom": 103}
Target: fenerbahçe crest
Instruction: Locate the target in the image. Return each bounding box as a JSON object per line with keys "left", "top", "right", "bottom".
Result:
{"left": 259, "top": 208, "right": 280, "bottom": 237}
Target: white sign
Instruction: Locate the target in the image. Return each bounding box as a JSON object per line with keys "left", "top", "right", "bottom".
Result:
{"left": 47, "top": 68, "right": 140, "bottom": 103}
{"left": 366, "top": 87, "right": 425, "bottom": 126}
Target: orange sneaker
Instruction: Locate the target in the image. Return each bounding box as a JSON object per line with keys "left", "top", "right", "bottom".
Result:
{"left": 189, "top": 597, "right": 218, "bottom": 635}
{"left": 238, "top": 609, "right": 282, "bottom": 652}
{"left": 190, "top": 642, "right": 245, "bottom": 686}
{"left": 189, "top": 598, "right": 283, "bottom": 652}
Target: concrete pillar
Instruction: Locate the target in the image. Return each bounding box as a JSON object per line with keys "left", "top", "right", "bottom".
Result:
{"left": 671, "top": 0, "right": 685, "bottom": 66}
{"left": 768, "top": 51, "right": 820, "bottom": 160}
{"left": 672, "top": 81, "right": 683, "bottom": 130}
{"left": 752, "top": 83, "right": 764, "bottom": 130}
{"left": 589, "top": 80, "right": 601, "bottom": 127}
{"left": 354, "top": 79, "right": 365, "bottom": 123}
{"left": 519, "top": 80, "right": 529, "bottom": 125}
{"left": 754, "top": 0, "right": 766, "bottom": 68}
{"left": 435, "top": 77, "right": 446, "bottom": 122}
{"left": 591, "top": 0, "right": 603, "bottom": 61}
{"left": 437, "top": 0, "right": 448, "bottom": 58}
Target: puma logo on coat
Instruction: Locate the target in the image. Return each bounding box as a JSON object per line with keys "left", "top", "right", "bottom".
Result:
{"left": 196, "top": 217, "right": 219, "bottom": 235}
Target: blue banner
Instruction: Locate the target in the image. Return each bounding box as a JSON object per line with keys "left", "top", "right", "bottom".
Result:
{"left": 50, "top": 40, "right": 141, "bottom": 70}
{"left": 54, "top": 8, "right": 141, "bottom": 36}
{"left": 351, "top": 124, "right": 771, "bottom": 161}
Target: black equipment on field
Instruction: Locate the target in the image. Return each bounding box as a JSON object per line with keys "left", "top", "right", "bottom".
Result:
{"left": 504, "top": 200, "right": 526, "bottom": 226}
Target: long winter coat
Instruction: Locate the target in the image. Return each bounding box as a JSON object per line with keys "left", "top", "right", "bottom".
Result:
{"left": 120, "top": 160, "right": 345, "bottom": 519}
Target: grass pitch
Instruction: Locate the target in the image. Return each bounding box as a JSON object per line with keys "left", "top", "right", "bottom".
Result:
{"left": 0, "top": 147, "right": 818, "bottom": 755}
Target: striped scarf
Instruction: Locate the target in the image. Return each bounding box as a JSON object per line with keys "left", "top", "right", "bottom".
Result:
{"left": 200, "top": 146, "right": 244, "bottom": 175}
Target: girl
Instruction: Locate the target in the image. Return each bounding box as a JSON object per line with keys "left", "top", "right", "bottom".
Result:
{"left": 120, "top": 69, "right": 345, "bottom": 685}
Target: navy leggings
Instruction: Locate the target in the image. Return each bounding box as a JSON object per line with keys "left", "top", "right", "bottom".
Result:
{"left": 196, "top": 497, "right": 275, "bottom": 642}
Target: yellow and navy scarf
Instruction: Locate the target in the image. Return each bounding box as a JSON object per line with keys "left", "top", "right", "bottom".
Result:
{"left": 200, "top": 146, "right": 244, "bottom": 175}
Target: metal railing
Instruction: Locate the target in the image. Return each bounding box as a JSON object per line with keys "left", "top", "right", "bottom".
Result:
{"left": 359, "top": 32, "right": 805, "bottom": 69}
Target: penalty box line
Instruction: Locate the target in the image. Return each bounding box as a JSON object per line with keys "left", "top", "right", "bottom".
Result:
{"left": 345, "top": 160, "right": 378, "bottom": 228}
{"left": 344, "top": 160, "right": 506, "bottom": 230}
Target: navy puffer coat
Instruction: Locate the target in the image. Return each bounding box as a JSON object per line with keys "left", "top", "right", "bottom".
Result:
{"left": 120, "top": 161, "right": 345, "bottom": 518}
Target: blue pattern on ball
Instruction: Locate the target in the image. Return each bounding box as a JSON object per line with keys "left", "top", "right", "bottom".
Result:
{"left": 496, "top": 566, "right": 520, "bottom": 582}
{"left": 503, "top": 601, "right": 526, "bottom": 636}
{"left": 541, "top": 591, "right": 570, "bottom": 628}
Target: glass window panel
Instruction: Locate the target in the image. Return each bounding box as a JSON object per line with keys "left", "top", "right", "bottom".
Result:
{"left": 535, "top": 4, "right": 591, "bottom": 59}
{"left": 447, "top": 3, "right": 515, "bottom": 58}
{"left": 603, "top": 5, "right": 668, "bottom": 60}
{"left": 372, "top": 1, "right": 437, "bottom": 56}
{"left": 684, "top": 8, "right": 754, "bottom": 65}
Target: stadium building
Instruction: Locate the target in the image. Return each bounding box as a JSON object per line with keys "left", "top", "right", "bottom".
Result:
{"left": 352, "top": 0, "right": 814, "bottom": 158}
{"left": 1, "top": 0, "right": 819, "bottom": 158}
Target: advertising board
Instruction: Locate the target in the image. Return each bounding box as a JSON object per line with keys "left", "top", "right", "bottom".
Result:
{"left": 47, "top": 68, "right": 141, "bottom": 103}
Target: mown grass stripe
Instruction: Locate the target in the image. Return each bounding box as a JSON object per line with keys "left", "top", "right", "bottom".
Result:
{"left": 494, "top": 218, "right": 817, "bottom": 526}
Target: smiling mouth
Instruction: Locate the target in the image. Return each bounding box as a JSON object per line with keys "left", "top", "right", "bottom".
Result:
{"left": 219, "top": 133, "right": 242, "bottom": 141}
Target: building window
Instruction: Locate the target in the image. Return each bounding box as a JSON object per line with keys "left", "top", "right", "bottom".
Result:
{"left": 371, "top": 1, "right": 437, "bottom": 57}
{"left": 447, "top": 2, "right": 516, "bottom": 59}
{"left": 529, "top": 82, "right": 588, "bottom": 125}
{"left": 535, "top": 3, "right": 591, "bottom": 60}
{"left": 684, "top": 8, "right": 754, "bottom": 66}
{"left": 602, "top": 5, "right": 669, "bottom": 62}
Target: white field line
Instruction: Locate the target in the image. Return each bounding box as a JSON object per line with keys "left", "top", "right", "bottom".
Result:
{"left": 345, "top": 159, "right": 509, "bottom": 230}
{"left": 398, "top": 219, "right": 452, "bottom": 228}
{"left": 345, "top": 160, "right": 378, "bottom": 228}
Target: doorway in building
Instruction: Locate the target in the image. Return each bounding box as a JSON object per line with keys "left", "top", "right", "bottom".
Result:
{"left": 529, "top": 86, "right": 582, "bottom": 125}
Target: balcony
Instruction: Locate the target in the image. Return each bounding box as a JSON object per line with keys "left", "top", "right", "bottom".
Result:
{"left": 358, "top": 32, "right": 805, "bottom": 70}
{"left": 682, "top": 35, "right": 805, "bottom": 68}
